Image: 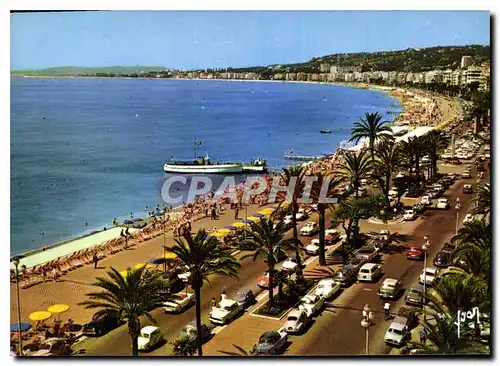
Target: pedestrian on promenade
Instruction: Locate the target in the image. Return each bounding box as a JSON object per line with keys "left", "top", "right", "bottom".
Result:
{"left": 93, "top": 252, "right": 99, "bottom": 269}
{"left": 419, "top": 328, "right": 427, "bottom": 344}
{"left": 205, "top": 207, "right": 209, "bottom": 218}
{"left": 384, "top": 302, "right": 391, "bottom": 320}
{"left": 234, "top": 207, "right": 239, "bottom": 219}
{"left": 221, "top": 287, "right": 227, "bottom": 302}
{"left": 210, "top": 297, "right": 217, "bottom": 309}
{"left": 211, "top": 207, "right": 216, "bottom": 220}
{"left": 52, "top": 267, "right": 58, "bottom": 282}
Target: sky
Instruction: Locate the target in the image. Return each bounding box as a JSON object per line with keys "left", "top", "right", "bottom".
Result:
{"left": 10, "top": 11, "right": 490, "bottom": 70}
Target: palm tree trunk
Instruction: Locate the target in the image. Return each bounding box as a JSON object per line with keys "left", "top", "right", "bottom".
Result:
{"left": 415, "top": 158, "right": 420, "bottom": 191}
{"left": 129, "top": 319, "right": 139, "bottom": 356}
{"left": 194, "top": 287, "right": 203, "bottom": 356}
{"left": 291, "top": 203, "right": 304, "bottom": 280}
{"left": 268, "top": 263, "right": 274, "bottom": 307}
{"left": 318, "top": 205, "right": 326, "bottom": 266}
{"left": 384, "top": 175, "right": 391, "bottom": 212}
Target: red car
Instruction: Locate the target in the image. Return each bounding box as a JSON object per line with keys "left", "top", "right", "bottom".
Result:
{"left": 257, "top": 269, "right": 286, "bottom": 289}
{"left": 407, "top": 245, "right": 424, "bottom": 260}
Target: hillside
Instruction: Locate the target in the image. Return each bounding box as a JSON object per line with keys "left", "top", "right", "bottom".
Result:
{"left": 11, "top": 65, "right": 168, "bottom": 76}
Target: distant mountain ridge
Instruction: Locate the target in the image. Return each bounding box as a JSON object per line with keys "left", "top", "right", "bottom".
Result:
{"left": 11, "top": 65, "right": 168, "bottom": 76}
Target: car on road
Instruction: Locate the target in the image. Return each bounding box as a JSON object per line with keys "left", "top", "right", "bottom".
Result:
{"left": 425, "top": 189, "right": 439, "bottom": 199}
{"left": 305, "top": 240, "right": 321, "bottom": 255}
{"left": 378, "top": 278, "right": 404, "bottom": 299}
{"left": 163, "top": 292, "right": 195, "bottom": 313}
{"left": 325, "top": 229, "right": 341, "bottom": 243}
{"left": 405, "top": 284, "right": 424, "bottom": 307}
{"left": 257, "top": 269, "right": 286, "bottom": 289}
{"left": 298, "top": 294, "right": 324, "bottom": 317}
{"left": 175, "top": 321, "right": 211, "bottom": 349}
{"left": 82, "top": 309, "right": 121, "bottom": 337}
{"left": 463, "top": 184, "right": 473, "bottom": 194}
{"left": 300, "top": 222, "right": 319, "bottom": 236}
{"left": 420, "top": 195, "right": 431, "bottom": 206}
{"left": 384, "top": 316, "right": 410, "bottom": 347}
{"left": 433, "top": 251, "right": 451, "bottom": 268}
{"left": 432, "top": 183, "right": 445, "bottom": 193}
{"left": 315, "top": 278, "right": 341, "bottom": 299}
{"left": 138, "top": 326, "right": 163, "bottom": 352}
{"left": 407, "top": 245, "right": 424, "bottom": 260}
{"left": 332, "top": 265, "right": 359, "bottom": 288}
{"left": 209, "top": 298, "right": 243, "bottom": 325}
{"left": 283, "top": 309, "right": 311, "bottom": 335}
{"left": 354, "top": 246, "right": 379, "bottom": 262}
{"left": 234, "top": 288, "right": 256, "bottom": 309}
{"left": 462, "top": 170, "right": 472, "bottom": 179}
{"left": 254, "top": 330, "right": 288, "bottom": 355}
{"left": 296, "top": 208, "right": 309, "bottom": 221}
{"left": 282, "top": 255, "right": 300, "bottom": 273}
{"left": 436, "top": 198, "right": 450, "bottom": 210}
{"left": 357, "top": 263, "right": 383, "bottom": 282}
{"left": 403, "top": 209, "right": 416, "bottom": 221}
{"left": 419, "top": 267, "right": 439, "bottom": 286}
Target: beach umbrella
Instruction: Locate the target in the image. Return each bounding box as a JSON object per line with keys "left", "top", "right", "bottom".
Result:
{"left": 163, "top": 252, "right": 178, "bottom": 260}
{"left": 29, "top": 311, "right": 52, "bottom": 322}
{"left": 231, "top": 222, "right": 246, "bottom": 228}
{"left": 252, "top": 213, "right": 265, "bottom": 217}
{"left": 217, "top": 228, "right": 231, "bottom": 235}
{"left": 47, "top": 304, "right": 69, "bottom": 315}
{"left": 247, "top": 216, "right": 261, "bottom": 222}
{"left": 148, "top": 258, "right": 167, "bottom": 265}
{"left": 135, "top": 262, "right": 153, "bottom": 269}
{"left": 210, "top": 231, "right": 226, "bottom": 238}
{"left": 10, "top": 322, "right": 31, "bottom": 333}
{"left": 224, "top": 225, "right": 237, "bottom": 230}
{"left": 259, "top": 208, "right": 275, "bottom": 215}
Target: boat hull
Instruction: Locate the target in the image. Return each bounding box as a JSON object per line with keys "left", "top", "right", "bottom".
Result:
{"left": 163, "top": 163, "right": 243, "bottom": 174}
{"left": 242, "top": 165, "right": 268, "bottom": 173}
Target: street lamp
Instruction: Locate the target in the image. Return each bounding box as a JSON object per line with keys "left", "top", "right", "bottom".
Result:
{"left": 360, "top": 304, "right": 374, "bottom": 355}
{"left": 11, "top": 255, "right": 26, "bottom": 356}
{"left": 455, "top": 197, "right": 462, "bottom": 235}
{"left": 422, "top": 237, "right": 431, "bottom": 319}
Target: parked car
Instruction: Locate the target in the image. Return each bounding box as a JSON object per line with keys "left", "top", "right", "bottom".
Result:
{"left": 82, "top": 309, "right": 121, "bottom": 337}
{"left": 315, "top": 278, "right": 341, "bottom": 299}
{"left": 407, "top": 245, "right": 424, "bottom": 260}
{"left": 175, "top": 321, "right": 211, "bottom": 348}
{"left": 300, "top": 221, "right": 319, "bottom": 236}
{"left": 325, "top": 229, "right": 341, "bottom": 243}
{"left": 283, "top": 309, "right": 311, "bottom": 334}
{"left": 419, "top": 267, "right": 439, "bottom": 286}
{"left": 425, "top": 189, "right": 439, "bottom": 199}
{"left": 357, "top": 263, "right": 383, "bottom": 282}
{"left": 332, "top": 265, "right": 359, "bottom": 288}
{"left": 384, "top": 316, "right": 410, "bottom": 347}
{"left": 282, "top": 256, "right": 300, "bottom": 273}
{"left": 163, "top": 292, "right": 195, "bottom": 313}
{"left": 403, "top": 209, "right": 416, "bottom": 221}
{"left": 234, "top": 288, "right": 256, "bottom": 309}
{"left": 420, "top": 195, "right": 431, "bottom": 206}
{"left": 378, "top": 278, "right": 404, "bottom": 299}
{"left": 295, "top": 208, "right": 309, "bottom": 221}
{"left": 305, "top": 240, "right": 320, "bottom": 255}
{"left": 436, "top": 198, "right": 450, "bottom": 210}
{"left": 463, "top": 184, "right": 473, "bottom": 193}
{"left": 254, "top": 330, "right": 288, "bottom": 355}
{"left": 283, "top": 215, "right": 293, "bottom": 226}
{"left": 257, "top": 269, "right": 287, "bottom": 289}
{"left": 298, "top": 294, "right": 324, "bottom": 317}
{"left": 138, "top": 326, "right": 163, "bottom": 352}
{"left": 354, "top": 246, "right": 379, "bottom": 262}
{"left": 209, "top": 298, "right": 243, "bottom": 325}
{"left": 405, "top": 284, "right": 424, "bottom": 307}
{"left": 32, "top": 338, "right": 72, "bottom": 356}
{"left": 462, "top": 170, "right": 472, "bottom": 179}
{"left": 433, "top": 251, "right": 451, "bottom": 268}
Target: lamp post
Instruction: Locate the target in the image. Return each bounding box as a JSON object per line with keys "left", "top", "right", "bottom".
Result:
{"left": 422, "top": 237, "right": 430, "bottom": 319}
{"left": 360, "top": 304, "right": 374, "bottom": 355}
{"left": 11, "top": 255, "right": 25, "bottom": 356}
{"left": 455, "top": 197, "right": 461, "bottom": 235}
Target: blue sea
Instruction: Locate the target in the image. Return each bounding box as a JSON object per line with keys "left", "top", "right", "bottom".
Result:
{"left": 11, "top": 77, "right": 401, "bottom": 254}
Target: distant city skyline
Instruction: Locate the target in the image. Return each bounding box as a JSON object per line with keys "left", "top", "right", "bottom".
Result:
{"left": 11, "top": 11, "right": 490, "bottom": 70}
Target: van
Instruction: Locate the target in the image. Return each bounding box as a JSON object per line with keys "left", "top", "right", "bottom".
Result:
{"left": 357, "top": 263, "right": 382, "bottom": 282}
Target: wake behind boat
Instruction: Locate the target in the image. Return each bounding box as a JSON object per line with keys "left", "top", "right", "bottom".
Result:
{"left": 284, "top": 149, "right": 325, "bottom": 161}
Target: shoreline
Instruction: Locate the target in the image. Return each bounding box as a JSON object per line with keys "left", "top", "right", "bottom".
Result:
{"left": 12, "top": 77, "right": 458, "bottom": 262}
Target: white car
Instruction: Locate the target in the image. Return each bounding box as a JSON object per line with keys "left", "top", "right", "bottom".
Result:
{"left": 436, "top": 198, "right": 450, "bottom": 210}
{"left": 282, "top": 309, "right": 311, "bottom": 334}
{"left": 298, "top": 294, "right": 324, "bottom": 317}
{"left": 178, "top": 270, "right": 191, "bottom": 283}
{"left": 305, "top": 240, "right": 320, "bottom": 255}
{"left": 138, "top": 326, "right": 163, "bottom": 352}
{"left": 384, "top": 316, "right": 410, "bottom": 347}
{"left": 314, "top": 279, "right": 341, "bottom": 299}
{"left": 420, "top": 195, "right": 431, "bottom": 206}
{"left": 403, "top": 209, "right": 416, "bottom": 221}
{"left": 283, "top": 215, "right": 293, "bottom": 226}
{"left": 300, "top": 222, "right": 319, "bottom": 236}
{"left": 296, "top": 208, "right": 309, "bottom": 221}
{"left": 388, "top": 187, "right": 399, "bottom": 198}
{"left": 463, "top": 213, "right": 475, "bottom": 224}
{"left": 209, "top": 298, "right": 243, "bottom": 325}
{"left": 462, "top": 171, "right": 472, "bottom": 178}
{"left": 325, "top": 229, "right": 340, "bottom": 241}
{"left": 163, "top": 292, "right": 195, "bottom": 313}
{"left": 419, "top": 267, "right": 439, "bottom": 286}
{"left": 282, "top": 257, "right": 299, "bottom": 272}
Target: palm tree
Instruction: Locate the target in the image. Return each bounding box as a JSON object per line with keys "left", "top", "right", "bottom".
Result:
{"left": 373, "top": 139, "right": 400, "bottom": 212}
{"left": 336, "top": 150, "right": 373, "bottom": 199}
{"left": 280, "top": 165, "right": 307, "bottom": 279}
{"left": 398, "top": 135, "right": 426, "bottom": 193}
{"left": 241, "top": 217, "right": 298, "bottom": 308}
{"left": 424, "top": 130, "right": 450, "bottom": 178}
{"left": 471, "top": 183, "right": 491, "bottom": 219}
{"left": 349, "top": 112, "right": 393, "bottom": 159}
{"left": 167, "top": 229, "right": 240, "bottom": 356}
{"left": 78, "top": 267, "right": 170, "bottom": 356}
{"left": 405, "top": 315, "right": 488, "bottom": 355}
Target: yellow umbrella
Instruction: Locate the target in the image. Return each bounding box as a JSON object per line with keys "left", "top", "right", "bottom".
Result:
{"left": 47, "top": 304, "right": 69, "bottom": 314}
{"left": 29, "top": 311, "right": 52, "bottom": 322}
{"left": 164, "top": 252, "right": 178, "bottom": 260}
{"left": 134, "top": 262, "right": 153, "bottom": 269}
{"left": 259, "top": 208, "right": 275, "bottom": 215}
{"left": 210, "top": 231, "right": 225, "bottom": 238}
{"left": 232, "top": 222, "right": 245, "bottom": 228}
{"left": 247, "top": 216, "right": 260, "bottom": 222}
{"left": 217, "top": 228, "right": 231, "bottom": 235}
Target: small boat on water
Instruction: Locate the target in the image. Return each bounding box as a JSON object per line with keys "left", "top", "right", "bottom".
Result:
{"left": 284, "top": 150, "right": 325, "bottom": 161}
{"left": 320, "top": 129, "right": 332, "bottom": 134}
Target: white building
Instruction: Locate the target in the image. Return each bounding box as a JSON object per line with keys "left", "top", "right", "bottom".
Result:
{"left": 462, "top": 66, "right": 482, "bottom": 85}
{"left": 320, "top": 63, "right": 330, "bottom": 73}
{"left": 461, "top": 56, "right": 473, "bottom": 69}
{"left": 330, "top": 65, "right": 362, "bottom": 74}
